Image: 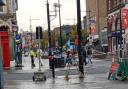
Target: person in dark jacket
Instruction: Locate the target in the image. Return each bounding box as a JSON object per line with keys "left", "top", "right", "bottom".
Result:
{"left": 83, "top": 48, "right": 87, "bottom": 65}
{"left": 87, "top": 47, "right": 93, "bottom": 64}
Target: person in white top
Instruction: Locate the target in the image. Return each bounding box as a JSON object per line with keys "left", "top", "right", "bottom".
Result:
{"left": 36, "top": 49, "right": 43, "bottom": 58}
{"left": 36, "top": 48, "right": 43, "bottom": 66}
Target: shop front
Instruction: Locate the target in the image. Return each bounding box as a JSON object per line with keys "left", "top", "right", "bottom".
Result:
{"left": 0, "top": 25, "right": 11, "bottom": 70}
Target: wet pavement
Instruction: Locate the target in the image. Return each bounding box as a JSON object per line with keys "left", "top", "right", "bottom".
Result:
{"left": 4, "top": 74, "right": 128, "bottom": 89}
{"left": 4, "top": 56, "right": 128, "bottom": 89}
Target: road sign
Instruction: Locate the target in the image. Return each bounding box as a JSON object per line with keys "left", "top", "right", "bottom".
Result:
{"left": 15, "top": 34, "right": 20, "bottom": 40}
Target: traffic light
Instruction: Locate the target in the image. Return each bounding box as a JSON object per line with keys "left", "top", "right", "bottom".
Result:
{"left": 0, "top": 0, "right": 5, "bottom": 6}
{"left": 36, "top": 26, "right": 43, "bottom": 39}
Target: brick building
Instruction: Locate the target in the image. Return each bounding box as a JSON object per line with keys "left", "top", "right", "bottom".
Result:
{"left": 107, "top": 0, "right": 128, "bottom": 53}
{"left": 86, "top": 0, "right": 107, "bottom": 52}
{"left": 0, "top": 0, "right": 18, "bottom": 69}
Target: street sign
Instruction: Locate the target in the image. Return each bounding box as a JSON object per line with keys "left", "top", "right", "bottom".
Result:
{"left": 111, "top": 31, "right": 121, "bottom": 37}
{"left": 122, "top": 9, "right": 128, "bottom": 30}
{"left": 15, "top": 34, "right": 21, "bottom": 40}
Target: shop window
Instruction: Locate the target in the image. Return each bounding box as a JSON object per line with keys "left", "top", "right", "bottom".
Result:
{"left": 0, "top": 6, "right": 3, "bottom": 12}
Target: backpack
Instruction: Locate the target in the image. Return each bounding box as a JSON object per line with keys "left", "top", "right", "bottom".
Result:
{"left": 87, "top": 49, "right": 92, "bottom": 55}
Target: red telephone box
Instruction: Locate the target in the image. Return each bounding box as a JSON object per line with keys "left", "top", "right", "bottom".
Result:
{"left": 0, "top": 27, "right": 11, "bottom": 70}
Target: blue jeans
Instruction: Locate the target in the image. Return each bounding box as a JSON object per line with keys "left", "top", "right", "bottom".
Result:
{"left": 87, "top": 55, "right": 92, "bottom": 64}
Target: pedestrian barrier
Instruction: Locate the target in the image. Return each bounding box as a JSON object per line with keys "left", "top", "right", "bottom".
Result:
{"left": 108, "top": 55, "right": 119, "bottom": 80}
{"left": 108, "top": 56, "right": 128, "bottom": 81}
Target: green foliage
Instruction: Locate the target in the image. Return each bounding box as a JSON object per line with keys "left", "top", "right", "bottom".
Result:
{"left": 81, "top": 29, "right": 89, "bottom": 45}
{"left": 41, "top": 26, "right": 89, "bottom": 48}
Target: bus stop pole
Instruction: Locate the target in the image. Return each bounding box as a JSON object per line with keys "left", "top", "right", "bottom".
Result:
{"left": 76, "top": 0, "right": 84, "bottom": 77}
{"left": 0, "top": 37, "right": 4, "bottom": 89}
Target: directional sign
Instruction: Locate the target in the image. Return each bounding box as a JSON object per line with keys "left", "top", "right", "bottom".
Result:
{"left": 15, "top": 34, "right": 21, "bottom": 40}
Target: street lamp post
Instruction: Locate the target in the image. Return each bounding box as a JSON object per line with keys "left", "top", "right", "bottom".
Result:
{"left": 46, "top": 0, "right": 55, "bottom": 78}
{"left": 29, "top": 17, "right": 39, "bottom": 47}
{"left": 30, "top": 17, "right": 32, "bottom": 45}
{"left": 0, "top": 38, "right": 4, "bottom": 89}
{"left": 46, "top": 0, "right": 62, "bottom": 78}
{"left": 119, "top": 0, "right": 123, "bottom": 58}
{"left": 58, "top": 0, "right": 62, "bottom": 56}
{"left": 76, "top": 0, "right": 84, "bottom": 77}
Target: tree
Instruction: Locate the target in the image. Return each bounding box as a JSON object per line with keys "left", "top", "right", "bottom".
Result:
{"left": 81, "top": 29, "right": 89, "bottom": 45}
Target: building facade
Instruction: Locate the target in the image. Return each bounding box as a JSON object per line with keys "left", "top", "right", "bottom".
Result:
{"left": 0, "top": 0, "right": 18, "bottom": 69}
{"left": 86, "top": 0, "right": 107, "bottom": 51}
{"left": 107, "top": 0, "right": 128, "bottom": 53}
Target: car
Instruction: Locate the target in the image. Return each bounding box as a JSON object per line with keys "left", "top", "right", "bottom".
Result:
{"left": 42, "top": 52, "right": 48, "bottom": 59}
{"left": 53, "top": 51, "right": 66, "bottom": 68}
{"left": 24, "top": 52, "right": 29, "bottom": 57}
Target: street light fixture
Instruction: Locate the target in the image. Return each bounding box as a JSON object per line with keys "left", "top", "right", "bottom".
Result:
{"left": 46, "top": 0, "right": 62, "bottom": 78}
{"left": 54, "top": 0, "right": 62, "bottom": 57}
{"left": 46, "top": 0, "right": 55, "bottom": 78}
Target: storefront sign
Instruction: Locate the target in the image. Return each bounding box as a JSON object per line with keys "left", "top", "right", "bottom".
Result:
{"left": 122, "top": 9, "right": 128, "bottom": 30}
{"left": 111, "top": 31, "right": 121, "bottom": 37}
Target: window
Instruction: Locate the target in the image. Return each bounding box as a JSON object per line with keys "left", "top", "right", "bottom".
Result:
{"left": 0, "top": 6, "right": 3, "bottom": 12}
{"left": 107, "top": 0, "right": 111, "bottom": 11}
{"left": 0, "top": 0, "right": 6, "bottom": 12}
{"left": 113, "top": 0, "right": 117, "bottom": 8}
{"left": 117, "top": 0, "right": 120, "bottom": 6}
{"left": 125, "top": 0, "right": 128, "bottom": 3}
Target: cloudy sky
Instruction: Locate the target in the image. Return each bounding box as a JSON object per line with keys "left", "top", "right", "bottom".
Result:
{"left": 17, "top": 0, "right": 86, "bottom": 32}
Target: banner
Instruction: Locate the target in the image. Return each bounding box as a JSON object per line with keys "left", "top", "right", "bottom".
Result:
{"left": 122, "top": 9, "right": 128, "bottom": 30}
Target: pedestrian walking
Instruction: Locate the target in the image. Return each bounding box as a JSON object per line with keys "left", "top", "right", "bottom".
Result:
{"left": 15, "top": 44, "right": 22, "bottom": 67}
{"left": 83, "top": 47, "right": 87, "bottom": 65}
{"left": 87, "top": 47, "right": 93, "bottom": 64}
{"left": 29, "top": 48, "right": 36, "bottom": 67}
{"left": 36, "top": 48, "right": 43, "bottom": 66}
{"left": 71, "top": 51, "right": 77, "bottom": 66}
{"left": 66, "top": 50, "right": 72, "bottom": 66}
